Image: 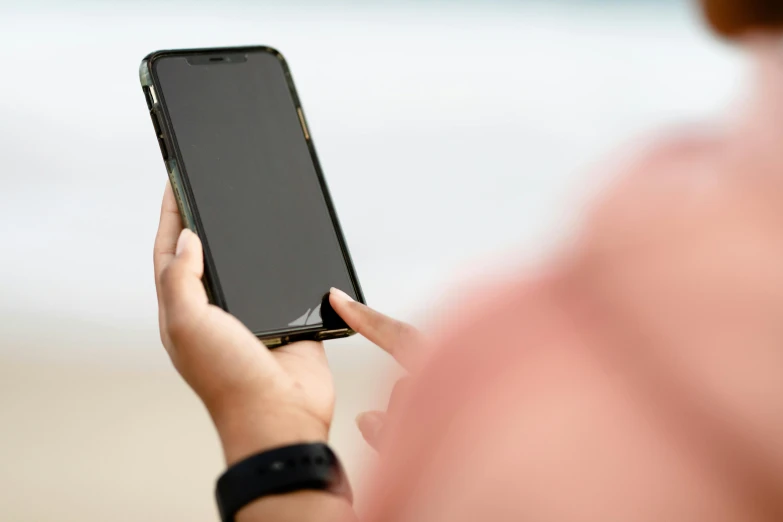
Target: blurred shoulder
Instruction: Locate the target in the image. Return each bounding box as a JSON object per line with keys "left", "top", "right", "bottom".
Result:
{"left": 580, "top": 123, "right": 733, "bottom": 248}
{"left": 606, "top": 123, "right": 728, "bottom": 196}
{"left": 636, "top": 124, "right": 726, "bottom": 168}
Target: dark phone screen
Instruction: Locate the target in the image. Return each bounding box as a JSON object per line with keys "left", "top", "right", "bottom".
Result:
{"left": 153, "top": 51, "right": 358, "bottom": 334}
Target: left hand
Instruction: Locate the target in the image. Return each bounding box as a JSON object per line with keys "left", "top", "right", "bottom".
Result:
{"left": 154, "top": 182, "right": 334, "bottom": 464}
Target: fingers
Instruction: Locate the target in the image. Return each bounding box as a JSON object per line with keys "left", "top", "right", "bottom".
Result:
{"left": 329, "top": 288, "right": 424, "bottom": 369}
{"left": 157, "top": 227, "right": 281, "bottom": 396}
{"left": 154, "top": 182, "right": 183, "bottom": 292}
{"left": 356, "top": 411, "right": 386, "bottom": 451}
{"left": 387, "top": 376, "right": 413, "bottom": 413}
{"left": 356, "top": 377, "right": 414, "bottom": 451}
{"left": 158, "top": 229, "right": 209, "bottom": 338}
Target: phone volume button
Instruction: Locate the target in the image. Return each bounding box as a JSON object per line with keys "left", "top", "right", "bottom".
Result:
{"left": 149, "top": 109, "right": 170, "bottom": 159}
{"left": 158, "top": 135, "right": 170, "bottom": 160}
{"left": 150, "top": 109, "right": 163, "bottom": 136}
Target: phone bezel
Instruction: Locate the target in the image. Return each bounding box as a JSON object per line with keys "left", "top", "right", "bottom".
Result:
{"left": 140, "top": 46, "right": 365, "bottom": 347}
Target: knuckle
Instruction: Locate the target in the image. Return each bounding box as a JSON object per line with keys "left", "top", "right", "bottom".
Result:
{"left": 165, "top": 312, "right": 190, "bottom": 341}
{"left": 166, "top": 301, "right": 209, "bottom": 347}
{"left": 165, "top": 310, "right": 200, "bottom": 346}
{"left": 158, "top": 262, "right": 182, "bottom": 295}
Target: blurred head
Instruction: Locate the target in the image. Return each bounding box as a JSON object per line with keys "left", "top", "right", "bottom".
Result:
{"left": 702, "top": 0, "right": 783, "bottom": 38}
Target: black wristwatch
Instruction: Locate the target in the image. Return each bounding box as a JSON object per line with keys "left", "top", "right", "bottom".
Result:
{"left": 215, "top": 443, "right": 352, "bottom": 522}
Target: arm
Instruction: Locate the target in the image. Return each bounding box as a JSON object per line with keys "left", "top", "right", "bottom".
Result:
{"left": 236, "top": 492, "right": 355, "bottom": 522}
{"left": 153, "top": 183, "right": 356, "bottom": 522}
{"left": 213, "top": 399, "right": 357, "bottom": 522}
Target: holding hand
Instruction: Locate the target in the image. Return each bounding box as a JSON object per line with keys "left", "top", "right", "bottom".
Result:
{"left": 154, "top": 183, "right": 335, "bottom": 465}
{"left": 154, "top": 181, "right": 427, "bottom": 461}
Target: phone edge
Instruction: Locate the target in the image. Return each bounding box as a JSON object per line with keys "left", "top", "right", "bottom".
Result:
{"left": 139, "top": 46, "right": 363, "bottom": 347}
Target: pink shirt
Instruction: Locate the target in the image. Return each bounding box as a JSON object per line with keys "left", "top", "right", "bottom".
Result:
{"left": 362, "top": 93, "right": 783, "bottom": 520}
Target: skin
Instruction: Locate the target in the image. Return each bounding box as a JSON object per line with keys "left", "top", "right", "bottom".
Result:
{"left": 154, "top": 183, "right": 414, "bottom": 520}
{"left": 153, "top": 30, "right": 783, "bottom": 522}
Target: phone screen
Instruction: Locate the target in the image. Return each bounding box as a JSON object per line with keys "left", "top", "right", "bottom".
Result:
{"left": 152, "top": 51, "right": 359, "bottom": 335}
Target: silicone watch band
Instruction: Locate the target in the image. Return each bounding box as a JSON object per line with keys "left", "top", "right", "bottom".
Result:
{"left": 215, "top": 443, "right": 351, "bottom": 522}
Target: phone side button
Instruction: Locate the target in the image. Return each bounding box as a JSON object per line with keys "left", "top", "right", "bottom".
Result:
{"left": 157, "top": 136, "right": 170, "bottom": 160}
{"left": 297, "top": 107, "right": 310, "bottom": 140}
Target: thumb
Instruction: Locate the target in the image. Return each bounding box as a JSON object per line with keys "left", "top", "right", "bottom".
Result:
{"left": 159, "top": 228, "right": 209, "bottom": 337}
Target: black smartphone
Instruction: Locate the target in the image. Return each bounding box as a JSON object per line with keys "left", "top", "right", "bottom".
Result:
{"left": 139, "top": 46, "right": 364, "bottom": 347}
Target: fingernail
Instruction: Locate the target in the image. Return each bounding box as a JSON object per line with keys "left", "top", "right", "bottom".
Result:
{"left": 330, "top": 287, "right": 354, "bottom": 303}
{"left": 175, "top": 229, "right": 192, "bottom": 257}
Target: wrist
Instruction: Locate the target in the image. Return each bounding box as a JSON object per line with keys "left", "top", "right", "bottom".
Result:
{"left": 210, "top": 402, "right": 329, "bottom": 466}
{"left": 236, "top": 490, "right": 355, "bottom": 522}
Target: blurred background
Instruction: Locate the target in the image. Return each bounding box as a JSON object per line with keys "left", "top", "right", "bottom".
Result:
{"left": 0, "top": 0, "right": 745, "bottom": 520}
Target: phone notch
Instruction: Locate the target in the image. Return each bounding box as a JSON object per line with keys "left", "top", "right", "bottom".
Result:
{"left": 187, "top": 54, "right": 248, "bottom": 66}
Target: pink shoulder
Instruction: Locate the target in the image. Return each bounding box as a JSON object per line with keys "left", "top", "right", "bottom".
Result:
{"left": 633, "top": 125, "right": 725, "bottom": 173}
{"left": 581, "top": 125, "right": 729, "bottom": 240}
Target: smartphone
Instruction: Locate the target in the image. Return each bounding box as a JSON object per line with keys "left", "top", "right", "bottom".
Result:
{"left": 139, "top": 46, "right": 364, "bottom": 347}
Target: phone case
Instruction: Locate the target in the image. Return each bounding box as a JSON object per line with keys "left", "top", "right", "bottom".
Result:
{"left": 140, "top": 46, "right": 364, "bottom": 348}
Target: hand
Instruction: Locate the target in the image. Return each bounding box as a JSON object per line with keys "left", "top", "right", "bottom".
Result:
{"left": 154, "top": 183, "right": 334, "bottom": 465}
{"left": 328, "top": 289, "right": 428, "bottom": 451}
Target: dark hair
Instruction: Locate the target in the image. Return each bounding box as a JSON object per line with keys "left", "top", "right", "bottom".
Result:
{"left": 702, "top": 0, "right": 783, "bottom": 38}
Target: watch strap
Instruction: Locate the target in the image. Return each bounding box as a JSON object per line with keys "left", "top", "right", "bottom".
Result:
{"left": 216, "top": 443, "right": 351, "bottom": 522}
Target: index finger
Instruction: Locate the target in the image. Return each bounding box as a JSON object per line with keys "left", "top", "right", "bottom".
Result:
{"left": 329, "top": 289, "right": 425, "bottom": 369}
{"left": 154, "top": 182, "right": 183, "bottom": 289}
